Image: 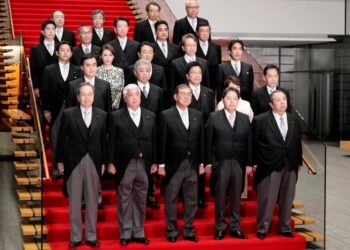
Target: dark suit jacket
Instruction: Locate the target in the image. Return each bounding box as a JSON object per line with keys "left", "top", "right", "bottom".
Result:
{"left": 252, "top": 111, "right": 302, "bottom": 187}
{"left": 159, "top": 107, "right": 204, "bottom": 183}
{"left": 56, "top": 106, "right": 107, "bottom": 180}
{"left": 217, "top": 61, "right": 254, "bottom": 102}
{"left": 66, "top": 77, "right": 112, "bottom": 114}
{"left": 133, "top": 19, "right": 156, "bottom": 43}
{"left": 92, "top": 28, "right": 116, "bottom": 47}
{"left": 125, "top": 63, "right": 167, "bottom": 91}
{"left": 169, "top": 56, "right": 210, "bottom": 95}
{"left": 152, "top": 41, "right": 180, "bottom": 70}
{"left": 71, "top": 44, "right": 101, "bottom": 66}
{"left": 172, "top": 16, "right": 208, "bottom": 45}
{"left": 30, "top": 43, "right": 58, "bottom": 90}
{"left": 107, "top": 108, "right": 157, "bottom": 185}
{"left": 251, "top": 86, "right": 292, "bottom": 116}
{"left": 40, "top": 28, "right": 76, "bottom": 47}
{"left": 41, "top": 63, "right": 83, "bottom": 123}
{"left": 196, "top": 41, "right": 222, "bottom": 91}
{"left": 189, "top": 85, "right": 215, "bottom": 123}
{"left": 107, "top": 38, "right": 139, "bottom": 70}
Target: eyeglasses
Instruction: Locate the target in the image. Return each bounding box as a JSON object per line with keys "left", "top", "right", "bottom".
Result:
{"left": 80, "top": 93, "right": 94, "bottom": 98}
{"left": 177, "top": 92, "right": 192, "bottom": 97}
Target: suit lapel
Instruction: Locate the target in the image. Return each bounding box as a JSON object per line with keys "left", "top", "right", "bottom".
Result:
{"left": 89, "top": 107, "right": 101, "bottom": 138}
{"left": 226, "top": 62, "right": 238, "bottom": 77}
{"left": 285, "top": 113, "right": 295, "bottom": 146}
{"left": 140, "top": 108, "right": 151, "bottom": 137}
{"left": 120, "top": 108, "right": 139, "bottom": 138}
{"left": 219, "top": 109, "right": 233, "bottom": 129}
{"left": 268, "top": 111, "right": 285, "bottom": 143}
{"left": 171, "top": 107, "right": 189, "bottom": 136}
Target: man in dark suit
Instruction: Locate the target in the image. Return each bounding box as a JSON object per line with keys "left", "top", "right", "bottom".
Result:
{"left": 133, "top": 2, "right": 161, "bottom": 43}
{"left": 158, "top": 84, "right": 205, "bottom": 243}
{"left": 108, "top": 17, "right": 139, "bottom": 71}
{"left": 253, "top": 90, "right": 302, "bottom": 240}
{"left": 124, "top": 42, "right": 167, "bottom": 92}
{"left": 251, "top": 64, "right": 292, "bottom": 115}
{"left": 66, "top": 54, "right": 111, "bottom": 114}
{"left": 205, "top": 87, "right": 251, "bottom": 240}
{"left": 217, "top": 39, "right": 254, "bottom": 102}
{"left": 72, "top": 24, "right": 101, "bottom": 66}
{"left": 169, "top": 33, "right": 210, "bottom": 96}
{"left": 152, "top": 20, "right": 181, "bottom": 72}
{"left": 108, "top": 84, "right": 157, "bottom": 246}
{"left": 56, "top": 82, "right": 107, "bottom": 248}
{"left": 172, "top": 0, "right": 209, "bottom": 45}
{"left": 51, "top": 10, "right": 76, "bottom": 47}
{"left": 196, "top": 21, "right": 221, "bottom": 91}
{"left": 186, "top": 62, "right": 214, "bottom": 208}
{"left": 91, "top": 9, "right": 116, "bottom": 47}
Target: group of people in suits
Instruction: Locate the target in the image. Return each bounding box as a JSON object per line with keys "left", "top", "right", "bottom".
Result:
{"left": 28, "top": 0, "right": 302, "bottom": 248}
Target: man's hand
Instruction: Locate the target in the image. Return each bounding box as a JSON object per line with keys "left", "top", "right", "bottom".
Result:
{"left": 150, "top": 164, "right": 158, "bottom": 174}
{"left": 101, "top": 164, "right": 105, "bottom": 176}
{"left": 108, "top": 163, "right": 116, "bottom": 175}
{"left": 57, "top": 163, "right": 64, "bottom": 174}
{"left": 199, "top": 163, "right": 205, "bottom": 175}
{"left": 158, "top": 167, "right": 166, "bottom": 177}
{"left": 44, "top": 111, "right": 51, "bottom": 123}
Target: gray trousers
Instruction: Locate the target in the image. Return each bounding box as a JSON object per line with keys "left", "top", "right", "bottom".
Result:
{"left": 257, "top": 166, "right": 297, "bottom": 234}
{"left": 66, "top": 154, "right": 100, "bottom": 242}
{"left": 117, "top": 158, "right": 148, "bottom": 239}
{"left": 165, "top": 159, "right": 198, "bottom": 238}
{"left": 215, "top": 159, "right": 242, "bottom": 231}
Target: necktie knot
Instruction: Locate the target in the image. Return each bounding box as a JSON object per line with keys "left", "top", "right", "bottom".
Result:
{"left": 84, "top": 47, "right": 90, "bottom": 54}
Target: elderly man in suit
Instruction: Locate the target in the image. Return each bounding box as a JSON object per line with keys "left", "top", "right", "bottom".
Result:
{"left": 172, "top": 0, "right": 209, "bottom": 45}
{"left": 133, "top": 2, "right": 161, "bottom": 43}
{"left": 158, "top": 84, "right": 205, "bottom": 243}
{"left": 108, "top": 16, "right": 139, "bottom": 71}
{"left": 186, "top": 62, "right": 214, "bottom": 208}
{"left": 50, "top": 10, "right": 76, "bottom": 46}
{"left": 169, "top": 33, "right": 210, "bottom": 95}
{"left": 108, "top": 84, "right": 157, "bottom": 246}
{"left": 91, "top": 9, "right": 116, "bottom": 47}
{"left": 217, "top": 39, "right": 254, "bottom": 103}
{"left": 72, "top": 24, "right": 101, "bottom": 66}
{"left": 56, "top": 82, "right": 107, "bottom": 248}
{"left": 251, "top": 64, "right": 292, "bottom": 116}
{"left": 205, "top": 87, "right": 251, "bottom": 240}
{"left": 253, "top": 90, "right": 302, "bottom": 240}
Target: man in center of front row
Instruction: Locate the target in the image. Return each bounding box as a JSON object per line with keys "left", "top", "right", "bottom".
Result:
{"left": 107, "top": 84, "right": 158, "bottom": 246}
{"left": 158, "top": 84, "right": 205, "bottom": 243}
{"left": 56, "top": 82, "right": 107, "bottom": 248}
{"left": 205, "top": 87, "right": 251, "bottom": 240}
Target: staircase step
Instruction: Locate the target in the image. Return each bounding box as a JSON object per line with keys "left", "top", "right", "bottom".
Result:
{"left": 12, "top": 137, "right": 36, "bottom": 144}
{"left": 17, "top": 189, "right": 41, "bottom": 201}
{"left": 296, "top": 228, "right": 324, "bottom": 242}
{"left": 292, "top": 214, "right": 316, "bottom": 225}
{"left": 2, "top": 109, "right": 31, "bottom": 120}
{"left": 0, "top": 92, "right": 18, "bottom": 97}
{"left": 0, "top": 83, "right": 17, "bottom": 88}
{"left": 13, "top": 150, "right": 38, "bottom": 158}
{"left": 23, "top": 239, "right": 50, "bottom": 250}
{"left": 16, "top": 175, "right": 40, "bottom": 186}
{"left": 22, "top": 224, "right": 48, "bottom": 236}
{"left": 7, "top": 120, "right": 34, "bottom": 132}
{"left": 1, "top": 100, "right": 19, "bottom": 105}
{"left": 14, "top": 161, "right": 40, "bottom": 171}
{"left": 19, "top": 206, "right": 44, "bottom": 218}
{"left": 292, "top": 200, "right": 304, "bottom": 209}
{"left": 0, "top": 76, "right": 16, "bottom": 81}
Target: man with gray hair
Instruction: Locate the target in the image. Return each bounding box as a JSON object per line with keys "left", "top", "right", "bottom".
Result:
{"left": 91, "top": 9, "right": 115, "bottom": 47}
{"left": 108, "top": 84, "right": 158, "bottom": 246}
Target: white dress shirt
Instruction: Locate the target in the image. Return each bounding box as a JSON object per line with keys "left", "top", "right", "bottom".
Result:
{"left": 187, "top": 16, "right": 197, "bottom": 31}
{"left": 231, "top": 60, "right": 241, "bottom": 75}
{"left": 184, "top": 54, "right": 196, "bottom": 63}
{"left": 157, "top": 40, "right": 168, "bottom": 58}
{"left": 56, "top": 27, "right": 63, "bottom": 41}
{"left": 84, "top": 76, "right": 95, "bottom": 86}
{"left": 272, "top": 111, "right": 288, "bottom": 140}
{"left": 148, "top": 19, "right": 157, "bottom": 40}
{"left": 189, "top": 84, "right": 201, "bottom": 101}
{"left": 138, "top": 81, "right": 150, "bottom": 98}
{"left": 81, "top": 106, "right": 92, "bottom": 127}
{"left": 44, "top": 40, "right": 55, "bottom": 56}
{"left": 59, "top": 62, "right": 70, "bottom": 81}
{"left": 128, "top": 107, "right": 141, "bottom": 127}
{"left": 176, "top": 106, "right": 189, "bottom": 129}
{"left": 267, "top": 85, "right": 277, "bottom": 95}
{"left": 199, "top": 40, "right": 208, "bottom": 56}
{"left": 95, "top": 28, "right": 104, "bottom": 40}
{"left": 118, "top": 37, "right": 127, "bottom": 50}
{"left": 224, "top": 109, "right": 236, "bottom": 127}
{"left": 82, "top": 44, "right": 92, "bottom": 54}
{"left": 217, "top": 98, "right": 254, "bottom": 123}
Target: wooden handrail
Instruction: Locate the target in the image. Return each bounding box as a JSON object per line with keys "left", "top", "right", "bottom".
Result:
{"left": 6, "top": 0, "right": 15, "bottom": 38}
{"left": 302, "top": 155, "right": 317, "bottom": 175}
{"left": 25, "top": 57, "right": 50, "bottom": 181}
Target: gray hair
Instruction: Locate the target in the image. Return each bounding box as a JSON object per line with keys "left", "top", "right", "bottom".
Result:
{"left": 122, "top": 84, "right": 141, "bottom": 97}
{"left": 186, "top": 0, "right": 199, "bottom": 7}
{"left": 134, "top": 58, "right": 152, "bottom": 71}
{"left": 269, "top": 90, "right": 287, "bottom": 103}
{"left": 181, "top": 33, "right": 197, "bottom": 45}
{"left": 91, "top": 9, "right": 105, "bottom": 20}
{"left": 77, "top": 82, "right": 95, "bottom": 95}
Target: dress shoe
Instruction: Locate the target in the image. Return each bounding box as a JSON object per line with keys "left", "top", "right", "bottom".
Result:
{"left": 98, "top": 203, "right": 105, "bottom": 209}
{"left": 214, "top": 230, "right": 226, "bottom": 240}
{"left": 278, "top": 231, "right": 295, "bottom": 238}
{"left": 69, "top": 241, "right": 81, "bottom": 248}
{"left": 86, "top": 240, "right": 100, "bottom": 247}
{"left": 132, "top": 237, "right": 150, "bottom": 244}
{"left": 120, "top": 238, "right": 130, "bottom": 245}
{"left": 229, "top": 230, "right": 248, "bottom": 239}
{"left": 167, "top": 236, "right": 177, "bottom": 242}
{"left": 256, "top": 232, "right": 266, "bottom": 239}
{"left": 183, "top": 235, "right": 199, "bottom": 242}
{"left": 198, "top": 199, "right": 208, "bottom": 208}
{"left": 146, "top": 199, "right": 160, "bottom": 209}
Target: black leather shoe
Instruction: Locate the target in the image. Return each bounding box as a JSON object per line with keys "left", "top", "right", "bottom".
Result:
{"left": 86, "top": 240, "right": 100, "bottom": 247}
{"left": 120, "top": 238, "right": 130, "bottom": 246}
{"left": 69, "top": 241, "right": 81, "bottom": 248}
{"left": 183, "top": 235, "right": 199, "bottom": 242}
{"left": 167, "top": 236, "right": 177, "bottom": 242}
{"left": 229, "top": 230, "right": 248, "bottom": 239}
{"left": 146, "top": 199, "right": 160, "bottom": 209}
{"left": 98, "top": 203, "right": 105, "bottom": 209}
{"left": 257, "top": 232, "right": 266, "bottom": 239}
{"left": 214, "top": 230, "right": 226, "bottom": 240}
{"left": 278, "top": 231, "right": 295, "bottom": 238}
{"left": 198, "top": 199, "right": 208, "bottom": 208}
{"left": 132, "top": 237, "right": 150, "bottom": 244}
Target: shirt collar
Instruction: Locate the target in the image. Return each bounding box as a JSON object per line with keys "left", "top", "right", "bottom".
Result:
{"left": 80, "top": 106, "right": 92, "bottom": 114}
{"left": 127, "top": 107, "right": 141, "bottom": 115}
{"left": 84, "top": 76, "right": 95, "bottom": 86}
{"left": 184, "top": 54, "right": 196, "bottom": 63}
{"left": 137, "top": 81, "right": 150, "bottom": 89}
{"left": 82, "top": 44, "right": 92, "bottom": 51}
{"left": 187, "top": 16, "right": 197, "bottom": 23}
{"left": 44, "top": 39, "right": 54, "bottom": 46}
{"left": 148, "top": 19, "right": 157, "bottom": 25}
{"left": 199, "top": 40, "right": 208, "bottom": 46}
{"left": 266, "top": 85, "right": 277, "bottom": 93}
{"left": 95, "top": 28, "right": 103, "bottom": 32}
{"left": 272, "top": 111, "right": 287, "bottom": 121}
{"left": 189, "top": 83, "right": 200, "bottom": 91}
{"left": 224, "top": 109, "right": 236, "bottom": 117}
{"left": 59, "top": 62, "right": 69, "bottom": 68}
{"left": 176, "top": 105, "right": 188, "bottom": 114}
{"left": 118, "top": 36, "right": 127, "bottom": 43}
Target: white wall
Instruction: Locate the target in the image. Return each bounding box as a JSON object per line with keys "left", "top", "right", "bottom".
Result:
{"left": 165, "top": 0, "right": 345, "bottom": 36}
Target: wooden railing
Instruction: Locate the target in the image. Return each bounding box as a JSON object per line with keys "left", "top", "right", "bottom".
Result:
{"left": 6, "top": 0, "right": 15, "bottom": 38}
{"left": 302, "top": 155, "right": 317, "bottom": 175}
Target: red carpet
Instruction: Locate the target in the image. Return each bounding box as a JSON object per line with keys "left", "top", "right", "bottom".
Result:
{"left": 10, "top": 0, "right": 306, "bottom": 249}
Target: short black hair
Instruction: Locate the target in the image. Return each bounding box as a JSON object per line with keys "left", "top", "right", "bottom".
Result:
{"left": 174, "top": 83, "right": 191, "bottom": 94}
{"left": 77, "top": 82, "right": 95, "bottom": 96}
{"left": 263, "top": 64, "right": 280, "bottom": 76}
{"left": 155, "top": 20, "right": 169, "bottom": 31}
{"left": 269, "top": 89, "right": 286, "bottom": 103}
{"left": 138, "top": 41, "right": 154, "bottom": 53}
{"left": 80, "top": 54, "right": 97, "bottom": 66}
{"left": 114, "top": 16, "right": 129, "bottom": 28}
{"left": 222, "top": 87, "right": 240, "bottom": 99}
{"left": 56, "top": 41, "right": 72, "bottom": 52}
{"left": 41, "top": 20, "right": 56, "bottom": 31}
{"left": 146, "top": 2, "right": 161, "bottom": 12}
{"left": 100, "top": 43, "right": 116, "bottom": 57}
{"left": 186, "top": 61, "right": 202, "bottom": 75}
{"left": 196, "top": 20, "right": 210, "bottom": 32}
{"left": 228, "top": 39, "right": 244, "bottom": 51}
